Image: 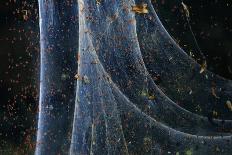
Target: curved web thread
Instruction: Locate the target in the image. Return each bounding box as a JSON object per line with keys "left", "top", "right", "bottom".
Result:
{"left": 136, "top": 0, "right": 232, "bottom": 119}
{"left": 70, "top": 0, "right": 232, "bottom": 155}
{"left": 153, "top": 0, "right": 207, "bottom": 63}
{"left": 36, "top": 0, "right": 78, "bottom": 154}
{"left": 74, "top": 0, "right": 232, "bottom": 133}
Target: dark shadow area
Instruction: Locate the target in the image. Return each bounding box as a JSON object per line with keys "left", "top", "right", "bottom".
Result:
{"left": 153, "top": 0, "right": 232, "bottom": 79}
{"left": 0, "top": 0, "right": 39, "bottom": 154}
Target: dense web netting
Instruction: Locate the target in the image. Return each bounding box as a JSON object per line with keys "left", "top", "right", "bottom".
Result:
{"left": 36, "top": 0, "right": 232, "bottom": 154}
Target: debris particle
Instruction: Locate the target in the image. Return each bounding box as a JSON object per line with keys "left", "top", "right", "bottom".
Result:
{"left": 148, "top": 95, "right": 155, "bottom": 100}
{"left": 105, "top": 75, "right": 112, "bottom": 83}
{"left": 213, "top": 110, "right": 218, "bottom": 117}
{"left": 91, "top": 59, "right": 99, "bottom": 64}
{"left": 215, "top": 146, "right": 220, "bottom": 152}
{"left": 75, "top": 74, "right": 90, "bottom": 84}
{"left": 96, "top": 0, "right": 101, "bottom": 6}
{"left": 22, "top": 10, "right": 29, "bottom": 21}
{"left": 181, "top": 2, "right": 190, "bottom": 18}
{"left": 199, "top": 60, "right": 207, "bottom": 74}
{"left": 228, "top": 66, "right": 232, "bottom": 73}
{"left": 132, "top": 4, "right": 148, "bottom": 14}
{"left": 76, "top": 53, "right": 80, "bottom": 61}
{"left": 45, "top": 105, "right": 54, "bottom": 110}
{"left": 141, "top": 90, "right": 148, "bottom": 97}
{"left": 195, "top": 105, "right": 202, "bottom": 112}
{"left": 190, "top": 51, "right": 194, "bottom": 58}
{"left": 61, "top": 73, "right": 69, "bottom": 80}
{"left": 153, "top": 74, "right": 161, "bottom": 84}
{"left": 141, "top": 89, "right": 155, "bottom": 100}
{"left": 83, "top": 75, "right": 90, "bottom": 84}
{"left": 75, "top": 74, "right": 81, "bottom": 80}
{"left": 185, "top": 149, "right": 193, "bottom": 155}
{"left": 189, "top": 89, "right": 192, "bottom": 95}
{"left": 143, "top": 137, "right": 152, "bottom": 152}
{"left": 211, "top": 87, "right": 220, "bottom": 99}
{"left": 226, "top": 100, "right": 232, "bottom": 111}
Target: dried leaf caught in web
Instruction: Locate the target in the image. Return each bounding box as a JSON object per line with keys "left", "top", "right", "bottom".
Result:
{"left": 132, "top": 4, "right": 148, "bottom": 14}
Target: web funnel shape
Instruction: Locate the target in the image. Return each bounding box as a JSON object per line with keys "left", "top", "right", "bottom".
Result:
{"left": 70, "top": 0, "right": 232, "bottom": 154}
{"left": 36, "top": 0, "right": 232, "bottom": 154}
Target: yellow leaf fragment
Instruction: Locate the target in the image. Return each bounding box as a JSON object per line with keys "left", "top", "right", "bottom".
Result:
{"left": 132, "top": 4, "right": 148, "bottom": 14}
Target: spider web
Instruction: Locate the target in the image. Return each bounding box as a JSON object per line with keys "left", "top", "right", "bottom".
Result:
{"left": 36, "top": 0, "right": 232, "bottom": 154}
